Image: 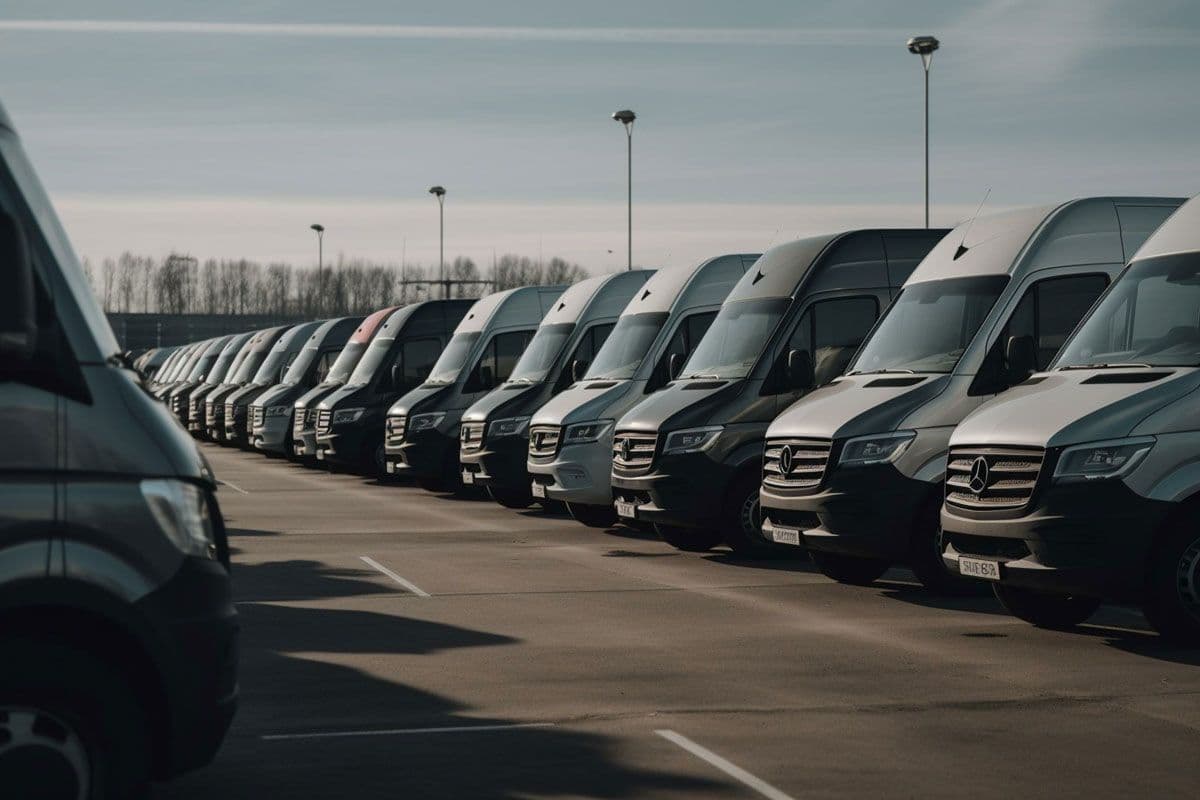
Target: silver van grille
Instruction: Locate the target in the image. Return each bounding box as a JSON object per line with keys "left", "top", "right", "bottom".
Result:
{"left": 945, "top": 446, "right": 1046, "bottom": 510}
{"left": 386, "top": 415, "right": 407, "bottom": 446}
{"left": 528, "top": 425, "right": 561, "bottom": 459}
{"left": 316, "top": 409, "right": 333, "bottom": 436}
{"left": 293, "top": 409, "right": 307, "bottom": 437}
{"left": 252, "top": 406, "right": 265, "bottom": 428}
{"left": 762, "top": 438, "right": 832, "bottom": 490}
{"left": 460, "top": 422, "right": 485, "bottom": 453}
{"left": 612, "top": 431, "right": 657, "bottom": 473}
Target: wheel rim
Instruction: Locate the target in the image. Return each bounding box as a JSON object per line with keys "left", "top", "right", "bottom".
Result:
{"left": 0, "top": 708, "right": 90, "bottom": 800}
{"left": 1176, "top": 535, "right": 1200, "bottom": 622}
{"left": 737, "top": 489, "right": 760, "bottom": 538}
{"left": 374, "top": 444, "right": 386, "bottom": 473}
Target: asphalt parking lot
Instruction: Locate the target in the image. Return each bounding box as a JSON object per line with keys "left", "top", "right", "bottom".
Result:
{"left": 158, "top": 443, "right": 1200, "bottom": 799}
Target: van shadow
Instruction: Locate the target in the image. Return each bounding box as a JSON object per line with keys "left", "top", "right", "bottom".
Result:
{"left": 703, "top": 551, "right": 819, "bottom": 573}
{"left": 877, "top": 577, "right": 1009, "bottom": 616}
{"left": 231, "top": 559, "right": 405, "bottom": 604}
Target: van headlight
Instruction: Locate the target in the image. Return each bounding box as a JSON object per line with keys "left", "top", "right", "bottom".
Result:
{"left": 1053, "top": 437, "right": 1154, "bottom": 483}
{"left": 408, "top": 412, "right": 445, "bottom": 433}
{"left": 662, "top": 426, "right": 723, "bottom": 455}
{"left": 333, "top": 407, "right": 365, "bottom": 424}
{"left": 563, "top": 419, "right": 613, "bottom": 445}
{"left": 140, "top": 479, "right": 218, "bottom": 560}
{"left": 838, "top": 431, "right": 916, "bottom": 467}
{"left": 266, "top": 405, "right": 291, "bottom": 417}
{"left": 489, "top": 416, "right": 531, "bottom": 437}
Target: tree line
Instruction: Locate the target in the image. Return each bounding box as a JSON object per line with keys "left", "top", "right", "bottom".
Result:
{"left": 82, "top": 252, "right": 590, "bottom": 316}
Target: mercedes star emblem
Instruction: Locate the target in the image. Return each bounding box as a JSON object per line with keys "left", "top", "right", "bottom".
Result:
{"left": 778, "top": 445, "right": 794, "bottom": 476}
{"left": 968, "top": 456, "right": 990, "bottom": 495}
{"left": 620, "top": 438, "right": 631, "bottom": 461}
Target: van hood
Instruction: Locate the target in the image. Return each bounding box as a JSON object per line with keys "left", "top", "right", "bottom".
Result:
{"left": 389, "top": 383, "right": 453, "bottom": 418}
{"left": 318, "top": 384, "right": 369, "bottom": 411}
{"left": 462, "top": 382, "right": 545, "bottom": 424}
{"left": 254, "top": 381, "right": 303, "bottom": 410}
{"left": 767, "top": 374, "right": 951, "bottom": 440}
{"left": 295, "top": 381, "right": 342, "bottom": 410}
{"left": 227, "top": 382, "right": 269, "bottom": 409}
{"left": 953, "top": 368, "right": 1200, "bottom": 448}
{"left": 616, "top": 379, "right": 741, "bottom": 433}
{"left": 532, "top": 380, "right": 634, "bottom": 427}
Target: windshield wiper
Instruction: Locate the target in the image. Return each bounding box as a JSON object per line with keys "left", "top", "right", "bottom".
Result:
{"left": 507, "top": 377, "right": 537, "bottom": 385}
{"left": 1060, "top": 362, "right": 1153, "bottom": 371}
{"left": 681, "top": 373, "right": 723, "bottom": 381}
{"left": 846, "top": 368, "right": 917, "bottom": 376}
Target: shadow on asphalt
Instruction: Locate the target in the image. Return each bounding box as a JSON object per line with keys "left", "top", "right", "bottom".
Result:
{"left": 703, "top": 551, "right": 818, "bottom": 573}
{"left": 878, "top": 581, "right": 1008, "bottom": 616}
{"left": 231, "top": 559, "right": 407, "bottom": 603}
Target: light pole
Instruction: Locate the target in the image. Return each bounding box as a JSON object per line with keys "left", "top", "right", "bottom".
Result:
{"left": 428, "top": 186, "right": 446, "bottom": 298}
{"left": 310, "top": 223, "right": 325, "bottom": 315}
{"left": 612, "top": 109, "right": 636, "bottom": 270}
{"left": 907, "top": 36, "right": 939, "bottom": 229}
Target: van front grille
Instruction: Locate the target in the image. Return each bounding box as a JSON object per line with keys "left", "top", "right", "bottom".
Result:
{"left": 763, "top": 438, "right": 832, "bottom": 491}
{"left": 945, "top": 446, "right": 1046, "bottom": 510}
{"left": 528, "top": 425, "right": 561, "bottom": 460}
{"left": 293, "top": 409, "right": 307, "bottom": 437}
{"left": 612, "top": 431, "right": 657, "bottom": 473}
{"left": 316, "top": 409, "right": 333, "bottom": 436}
{"left": 252, "top": 406, "right": 265, "bottom": 428}
{"left": 460, "top": 422, "right": 485, "bottom": 453}
{"left": 386, "top": 415, "right": 407, "bottom": 446}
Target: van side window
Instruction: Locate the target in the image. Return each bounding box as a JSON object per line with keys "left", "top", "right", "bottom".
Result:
{"left": 466, "top": 331, "right": 533, "bottom": 392}
{"left": 315, "top": 350, "right": 338, "bottom": 384}
{"left": 649, "top": 311, "right": 718, "bottom": 390}
{"left": 777, "top": 297, "right": 879, "bottom": 390}
{"left": 399, "top": 338, "right": 441, "bottom": 391}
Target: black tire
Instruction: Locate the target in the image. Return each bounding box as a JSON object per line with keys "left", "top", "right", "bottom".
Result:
{"left": 655, "top": 523, "right": 724, "bottom": 552}
{"left": 720, "top": 474, "right": 790, "bottom": 558}
{"left": 0, "top": 639, "right": 151, "bottom": 800}
{"left": 810, "top": 550, "right": 890, "bottom": 586}
{"left": 908, "top": 501, "right": 974, "bottom": 595}
{"left": 1142, "top": 524, "right": 1200, "bottom": 644}
{"left": 568, "top": 503, "right": 618, "bottom": 529}
{"left": 489, "top": 487, "right": 533, "bottom": 509}
{"left": 993, "top": 583, "right": 1101, "bottom": 630}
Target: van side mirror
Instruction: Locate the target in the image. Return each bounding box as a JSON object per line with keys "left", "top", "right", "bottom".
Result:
{"left": 0, "top": 212, "right": 37, "bottom": 361}
{"left": 668, "top": 352, "right": 683, "bottom": 381}
{"left": 1005, "top": 335, "right": 1036, "bottom": 383}
{"left": 787, "top": 349, "right": 814, "bottom": 391}
{"left": 571, "top": 359, "right": 588, "bottom": 382}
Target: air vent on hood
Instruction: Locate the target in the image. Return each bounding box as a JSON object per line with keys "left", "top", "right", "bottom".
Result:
{"left": 586, "top": 381, "right": 618, "bottom": 389}
{"left": 1016, "top": 376, "right": 1047, "bottom": 387}
{"left": 1081, "top": 372, "right": 1172, "bottom": 384}
{"left": 864, "top": 377, "right": 925, "bottom": 388}
{"left": 683, "top": 380, "right": 726, "bottom": 390}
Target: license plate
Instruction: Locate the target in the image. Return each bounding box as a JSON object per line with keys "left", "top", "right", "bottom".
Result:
{"left": 462, "top": 470, "right": 475, "bottom": 485}
{"left": 531, "top": 482, "right": 546, "bottom": 498}
{"left": 386, "top": 462, "right": 395, "bottom": 474}
{"left": 771, "top": 526, "right": 802, "bottom": 546}
{"left": 959, "top": 556, "right": 1001, "bottom": 581}
{"left": 315, "top": 450, "right": 325, "bottom": 460}
{"left": 615, "top": 500, "right": 637, "bottom": 519}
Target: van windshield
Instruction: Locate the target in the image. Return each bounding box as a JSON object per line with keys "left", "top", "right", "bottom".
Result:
{"left": 425, "top": 332, "right": 480, "bottom": 385}
{"left": 849, "top": 276, "right": 1008, "bottom": 374}
{"left": 231, "top": 346, "right": 270, "bottom": 384}
{"left": 187, "top": 349, "right": 220, "bottom": 382}
{"left": 347, "top": 336, "right": 394, "bottom": 387}
{"left": 282, "top": 345, "right": 319, "bottom": 386}
{"left": 252, "top": 342, "right": 293, "bottom": 384}
{"left": 1055, "top": 255, "right": 1200, "bottom": 369}
{"left": 508, "top": 323, "right": 575, "bottom": 383}
{"left": 206, "top": 343, "right": 242, "bottom": 383}
{"left": 585, "top": 312, "right": 668, "bottom": 380}
{"left": 325, "top": 341, "right": 368, "bottom": 385}
{"left": 681, "top": 298, "right": 788, "bottom": 380}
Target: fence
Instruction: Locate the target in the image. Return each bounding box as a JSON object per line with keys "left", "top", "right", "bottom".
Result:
{"left": 108, "top": 313, "right": 312, "bottom": 351}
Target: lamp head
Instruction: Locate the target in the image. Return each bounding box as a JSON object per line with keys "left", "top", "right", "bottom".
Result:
{"left": 310, "top": 223, "right": 324, "bottom": 233}
{"left": 907, "top": 35, "right": 939, "bottom": 69}
{"left": 428, "top": 185, "right": 446, "bottom": 197}
{"left": 612, "top": 109, "right": 636, "bottom": 126}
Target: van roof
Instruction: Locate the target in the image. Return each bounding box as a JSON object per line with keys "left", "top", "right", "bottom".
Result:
{"left": 620, "top": 256, "right": 756, "bottom": 316}
{"left": 350, "top": 306, "right": 402, "bottom": 344}
{"left": 1131, "top": 194, "right": 1200, "bottom": 261}
{"left": 453, "top": 285, "right": 566, "bottom": 334}
{"left": 540, "top": 270, "right": 654, "bottom": 326}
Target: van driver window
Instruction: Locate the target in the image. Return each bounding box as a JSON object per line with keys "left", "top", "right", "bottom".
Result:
{"left": 787, "top": 297, "right": 879, "bottom": 387}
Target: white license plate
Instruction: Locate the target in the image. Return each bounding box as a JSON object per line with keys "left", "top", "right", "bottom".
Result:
{"left": 462, "top": 470, "right": 475, "bottom": 485}
{"left": 531, "top": 482, "right": 546, "bottom": 498}
{"left": 386, "top": 462, "right": 395, "bottom": 474}
{"left": 959, "top": 556, "right": 1001, "bottom": 581}
{"left": 315, "top": 450, "right": 325, "bottom": 460}
{"left": 771, "top": 527, "right": 802, "bottom": 546}
{"left": 615, "top": 500, "right": 637, "bottom": 519}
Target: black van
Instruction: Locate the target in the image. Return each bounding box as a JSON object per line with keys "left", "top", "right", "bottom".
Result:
{"left": 610, "top": 230, "right": 948, "bottom": 553}
{"left": 0, "top": 101, "right": 236, "bottom": 796}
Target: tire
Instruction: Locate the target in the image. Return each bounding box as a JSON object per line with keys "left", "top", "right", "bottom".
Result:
{"left": 1142, "top": 524, "right": 1200, "bottom": 644}
{"left": 0, "top": 639, "right": 151, "bottom": 800}
{"left": 908, "top": 501, "right": 974, "bottom": 595}
{"left": 993, "top": 583, "right": 1101, "bottom": 630}
{"left": 568, "top": 503, "right": 618, "bottom": 529}
{"left": 810, "top": 550, "right": 890, "bottom": 586}
{"left": 720, "top": 474, "right": 789, "bottom": 557}
{"left": 488, "top": 487, "right": 532, "bottom": 509}
{"left": 655, "top": 523, "right": 724, "bottom": 552}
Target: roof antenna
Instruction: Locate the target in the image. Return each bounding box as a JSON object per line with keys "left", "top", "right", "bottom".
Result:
{"left": 954, "top": 187, "right": 991, "bottom": 260}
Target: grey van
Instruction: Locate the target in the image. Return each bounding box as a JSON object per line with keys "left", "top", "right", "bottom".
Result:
{"left": 167, "top": 335, "right": 234, "bottom": 425}
{"left": 204, "top": 325, "right": 290, "bottom": 442}
{"left": 0, "top": 101, "right": 236, "bottom": 796}
{"left": 612, "top": 230, "right": 947, "bottom": 553}
{"left": 384, "top": 286, "right": 565, "bottom": 491}
{"left": 187, "top": 332, "right": 254, "bottom": 438}
{"left": 461, "top": 271, "right": 653, "bottom": 508}
{"left": 528, "top": 255, "right": 756, "bottom": 526}
{"left": 942, "top": 196, "right": 1200, "bottom": 641}
{"left": 761, "top": 198, "right": 1182, "bottom": 591}
{"left": 223, "top": 322, "right": 318, "bottom": 447}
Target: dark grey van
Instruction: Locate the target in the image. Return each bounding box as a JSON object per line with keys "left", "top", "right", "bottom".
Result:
{"left": 187, "top": 332, "right": 254, "bottom": 438}
{"left": 223, "top": 322, "right": 319, "bottom": 447}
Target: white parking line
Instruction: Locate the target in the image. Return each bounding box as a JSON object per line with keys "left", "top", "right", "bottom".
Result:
{"left": 656, "top": 729, "right": 796, "bottom": 800}
{"left": 218, "top": 478, "right": 249, "bottom": 495}
{"left": 359, "top": 555, "right": 431, "bottom": 597}
{"left": 262, "top": 722, "right": 554, "bottom": 741}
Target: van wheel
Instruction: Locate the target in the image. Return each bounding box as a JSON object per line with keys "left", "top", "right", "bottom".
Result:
{"left": 0, "top": 639, "right": 150, "bottom": 800}
{"left": 568, "top": 503, "right": 617, "bottom": 529}
{"left": 372, "top": 443, "right": 387, "bottom": 476}
{"left": 810, "top": 550, "right": 890, "bottom": 586}
{"left": 993, "top": 584, "right": 1101, "bottom": 630}
{"left": 1142, "top": 525, "right": 1200, "bottom": 644}
{"left": 488, "top": 487, "right": 532, "bottom": 509}
{"left": 655, "top": 523, "right": 724, "bottom": 552}
{"left": 908, "top": 503, "right": 974, "bottom": 595}
{"left": 720, "top": 474, "right": 790, "bottom": 558}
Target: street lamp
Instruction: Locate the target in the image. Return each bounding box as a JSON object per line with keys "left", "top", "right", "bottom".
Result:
{"left": 612, "top": 109, "right": 636, "bottom": 270}
{"left": 310, "top": 223, "right": 325, "bottom": 315}
{"left": 428, "top": 186, "right": 446, "bottom": 298}
{"left": 907, "top": 35, "right": 939, "bottom": 229}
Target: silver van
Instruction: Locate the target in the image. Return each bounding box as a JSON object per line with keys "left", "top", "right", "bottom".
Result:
{"left": 527, "top": 255, "right": 756, "bottom": 526}
{"left": 942, "top": 195, "right": 1200, "bottom": 642}
{"left": 188, "top": 332, "right": 254, "bottom": 438}
{"left": 760, "top": 198, "right": 1182, "bottom": 591}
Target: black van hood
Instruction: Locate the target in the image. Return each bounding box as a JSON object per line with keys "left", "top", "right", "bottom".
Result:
{"left": 767, "top": 374, "right": 951, "bottom": 440}
{"left": 227, "top": 382, "right": 269, "bottom": 409}
{"left": 389, "top": 383, "right": 453, "bottom": 418}
{"left": 616, "top": 379, "right": 742, "bottom": 433}
{"left": 318, "top": 384, "right": 370, "bottom": 411}
{"left": 255, "top": 381, "right": 303, "bottom": 410}
{"left": 295, "top": 381, "right": 342, "bottom": 410}
{"left": 462, "top": 383, "right": 544, "bottom": 424}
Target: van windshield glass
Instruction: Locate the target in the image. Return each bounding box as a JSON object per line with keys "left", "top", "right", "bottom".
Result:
{"left": 187, "top": 349, "right": 220, "bottom": 381}
{"left": 681, "top": 298, "right": 788, "bottom": 379}
{"left": 282, "top": 345, "right": 318, "bottom": 386}
{"left": 1055, "top": 255, "right": 1200, "bottom": 368}
{"left": 425, "top": 332, "right": 480, "bottom": 385}
{"left": 325, "top": 341, "right": 367, "bottom": 384}
{"left": 585, "top": 313, "right": 668, "bottom": 380}
{"left": 508, "top": 323, "right": 575, "bottom": 383}
{"left": 252, "top": 342, "right": 292, "bottom": 384}
{"left": 206, "top": 344, "right": 242, "bottom": 383}
{"left": 231, "top": 346, "right": 270, "bottom": 384}
{"left": 850, "top": 276, "right": 1008, "bottom": 374}
{"left": 347, "top": 336, "right": 394, "bottom": 387}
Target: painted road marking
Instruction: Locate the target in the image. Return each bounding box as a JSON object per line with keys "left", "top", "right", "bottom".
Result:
{"left": 263, "top": 722, "right": 554, "bottom": 741}
{"left": 656, "top": 729, "right": 796, "bottom": 800}
{"left": 360, "top": 555, "right": 431, "bottom": 597}
{"left": 218, "top": 478, "right": 249, "bottom": 494}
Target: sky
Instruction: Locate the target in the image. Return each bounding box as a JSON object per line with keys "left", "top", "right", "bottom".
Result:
{"left": 1, "top": 0, "right": 1198, "bottom": 274}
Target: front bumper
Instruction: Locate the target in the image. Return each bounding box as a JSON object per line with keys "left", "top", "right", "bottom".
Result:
{"left": 610, "top": 451, "right": 733, "bottom": 529}
{"left": 223, "top": 409, "right": 250, "bottom": 444}
{"left": 760, "top": 462, "right": 933, "bottom": 560}
{"left": 460, "top": 435, "right": 530, "bottom": 491}
{"left": 940, "top": 479, "right": 1170, "bottom": 600}
{"left": 252, "top": 414, "right": 291, "bottom": 453}
{"left": 527, "top": 439, "right": 614, "bottom": 507}
{"left": 385, "top": 429, "right": 454, "bottom": 479}
{"left": 205, "top": 404, "right": 227, "bottom": 441}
